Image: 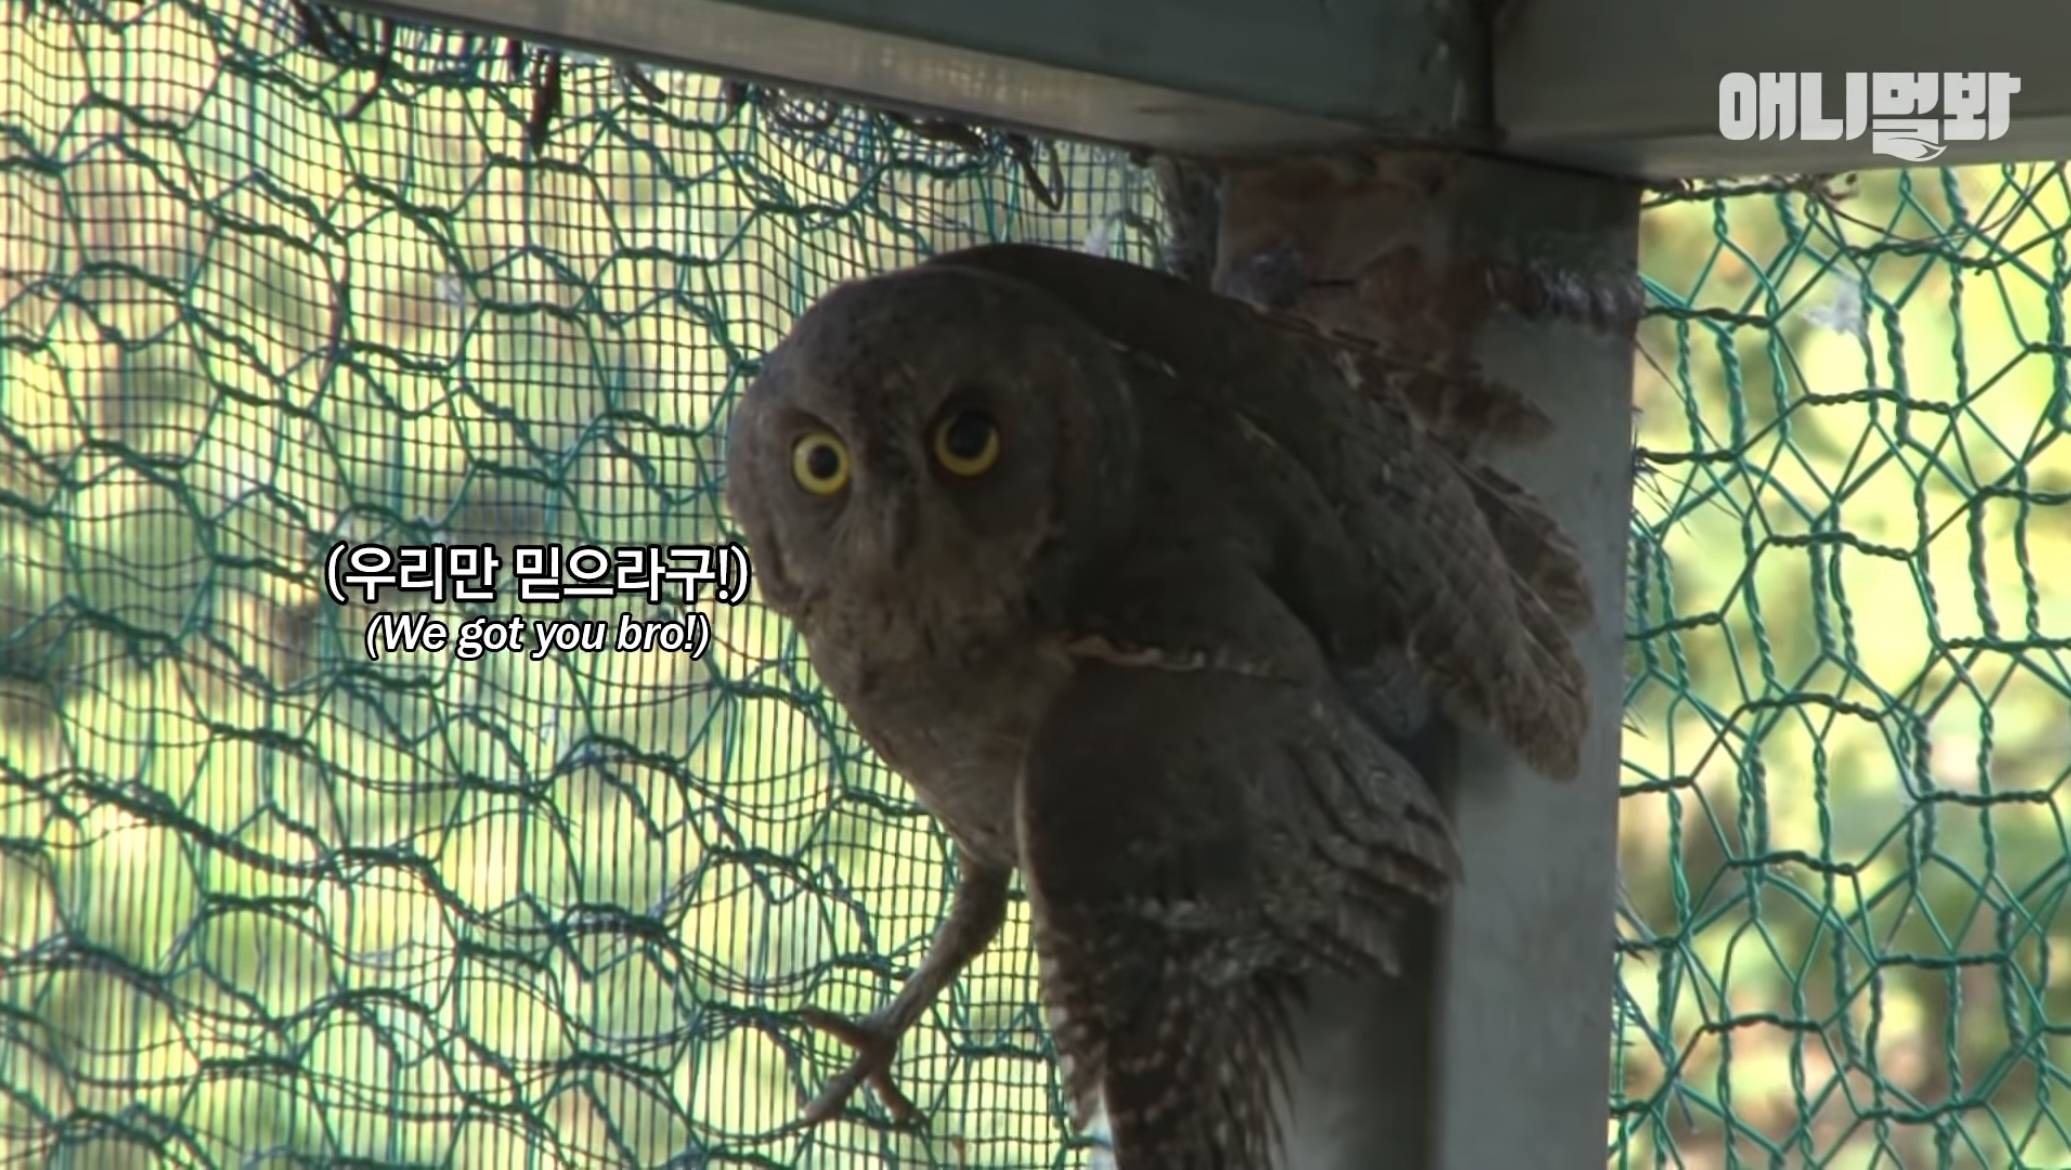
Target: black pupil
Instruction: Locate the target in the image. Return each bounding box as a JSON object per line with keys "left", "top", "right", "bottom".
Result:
{"left": 944, "top": 411, "right": 992, "bottom": 460}
{"left": 806, "top": 442, "right": 841, "bottom": 480}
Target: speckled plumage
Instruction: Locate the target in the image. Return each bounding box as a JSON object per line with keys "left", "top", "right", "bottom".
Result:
{"left": 722, "top": 242, "right": 1591, "bottom": 1167}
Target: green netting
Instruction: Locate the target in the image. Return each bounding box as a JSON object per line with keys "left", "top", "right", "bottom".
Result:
{"left": 0, "top": 5, "right": 1156, "bottom": 1167}
{"left": 1, "top": 3, "right": 2066, "bottom": 1169}
{"left": 1623, "top": 171, "right": 2071, "bottom": 1167}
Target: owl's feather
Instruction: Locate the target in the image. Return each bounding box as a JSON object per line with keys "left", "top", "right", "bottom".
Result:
{"left": 724, "top": 242, "right": 1594, "bottom": 1158}
{"left": 1456, "top": 460, "right": 1595, "bottom": 631}
{"left": 1019, "top": 660, "right": 1458, "bottom": 1170}
{"left": 930, "top": 243, "right": 1588, "bottom": 778}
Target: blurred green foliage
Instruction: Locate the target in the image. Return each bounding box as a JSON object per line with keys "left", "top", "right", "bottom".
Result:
{"left": 0, "top": 3, "right": 2066, "bottom": 1169}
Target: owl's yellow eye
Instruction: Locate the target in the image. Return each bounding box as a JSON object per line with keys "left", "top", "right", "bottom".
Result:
{"left": 932, "top": 409, "right": 1000, "bottom": 477}
{"left": 791, "top": 431, "right": 850, "bottom": 495}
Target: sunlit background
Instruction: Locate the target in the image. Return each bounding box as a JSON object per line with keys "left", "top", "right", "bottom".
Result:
{"left": 1, "top": 3, "right": 2066, "bottom": 1167}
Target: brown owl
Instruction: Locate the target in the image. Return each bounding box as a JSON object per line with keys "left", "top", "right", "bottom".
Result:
{"left": 722, "top": 242, "right": 1591, "bottom": 1168}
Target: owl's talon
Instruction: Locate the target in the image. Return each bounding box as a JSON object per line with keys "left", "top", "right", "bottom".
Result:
{"left": 797, "top": 1007, "right": 922, "bottom": 1126}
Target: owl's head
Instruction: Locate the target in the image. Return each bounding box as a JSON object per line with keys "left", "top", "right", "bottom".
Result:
{"left": 724, "top": 261, "right": 1139, "bottom": 630}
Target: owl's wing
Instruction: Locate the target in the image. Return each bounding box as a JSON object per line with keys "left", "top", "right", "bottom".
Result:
{"left": 927, "top": 243, "right": 1557, "bottom": 450}
{"left": 1457, "top": 459, "right": 1595, "bottom": 629}
{"left": 927, "top": 243, "right": 1591, "bottom": 777}
{"left": 1018, "top": 659, "right": 1458, "bottom": 1170}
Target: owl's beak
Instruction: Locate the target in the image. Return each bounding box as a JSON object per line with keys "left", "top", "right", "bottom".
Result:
{"left": 880, "top": 494, "right": 917, "bottom": 568}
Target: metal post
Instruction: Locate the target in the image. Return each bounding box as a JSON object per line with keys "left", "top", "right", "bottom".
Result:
{"left": 1214, "top": 151, "right": 1638, "bottom": 1170}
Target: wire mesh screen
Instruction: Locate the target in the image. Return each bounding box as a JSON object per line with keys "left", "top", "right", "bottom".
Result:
{"left": 1622, "top": 170, "right": 2069, "bottom": 1168}
{"left": 0, "top": 3, "right": 1155, "bottom": 1167}
{"left": 0, "top": 3, "right": 2065, "bottom": 1170}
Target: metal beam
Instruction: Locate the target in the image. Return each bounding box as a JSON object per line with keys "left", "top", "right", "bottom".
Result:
{"left": 339, "top": 0, "right": 2071, "bottom": 178}
{"left": 1496, "top": 0, "right": 2071, "bottom": 177}
{"left": 336, "top": 0, "right": 1472, "bottom": 156}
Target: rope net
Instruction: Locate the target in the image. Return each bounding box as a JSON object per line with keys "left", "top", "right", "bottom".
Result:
{"left": 0, "top": 3, "right": 2063, "bottom": 1168}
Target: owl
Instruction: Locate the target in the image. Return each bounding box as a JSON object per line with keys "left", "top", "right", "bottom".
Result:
{"left": 723, "top": 242, "right": 1592, "bottom": 1167}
